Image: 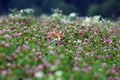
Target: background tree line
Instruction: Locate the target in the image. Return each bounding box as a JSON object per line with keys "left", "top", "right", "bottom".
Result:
{"left": 0, "top": 0, "right": 120, "bottom": 18}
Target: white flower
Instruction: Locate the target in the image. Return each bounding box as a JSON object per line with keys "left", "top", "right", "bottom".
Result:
{"left": 81, "top": 17, "right": 91, "bottom": 26}
{"left": 69, "top": 13, "right": 77, "bottom": 18}
{"left": 77, "top": 40, "right": 82, "bottom": 43}
{"left": 81, "top": 15, "right": 102, "bottom": 26}
{"left": 92, "top": 15, "right": 101, "bottom": 24}
{"left": 73, "top": 40, "right": 82, "bottom": 44}
{"left": 34, "top": 71, "right": 44, "bottom": 78}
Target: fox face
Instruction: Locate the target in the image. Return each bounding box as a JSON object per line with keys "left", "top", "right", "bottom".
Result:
{"left": 48, "top": 30, "right": 64, "bottom": 41}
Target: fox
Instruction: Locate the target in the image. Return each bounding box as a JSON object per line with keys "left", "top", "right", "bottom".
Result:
{"left": 48, "top": 30, "right": 64, "bottom": 41}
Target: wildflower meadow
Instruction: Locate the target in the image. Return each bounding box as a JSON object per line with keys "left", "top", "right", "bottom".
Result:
{"left": 0, "top": 9, "right": 120, "bottom": 80}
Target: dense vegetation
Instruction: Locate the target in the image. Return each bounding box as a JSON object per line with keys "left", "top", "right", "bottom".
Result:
{"left": 0, "top": 0, "right": 120, "bottom": 18}
{"left": 0, "top": 9, "right": 120, "bottom": 80}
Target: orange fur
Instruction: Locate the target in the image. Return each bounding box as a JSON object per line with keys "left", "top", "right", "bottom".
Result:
{"left": 49, "top": 30, "right": 63, "bottom": 41}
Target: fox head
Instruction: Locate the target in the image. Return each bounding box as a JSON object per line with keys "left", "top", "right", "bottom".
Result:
{"left": 48, "top": 30, "right": 64, "bottom": 41}
{"left": 54, "top": 30, "right": 64, "bottom": 41}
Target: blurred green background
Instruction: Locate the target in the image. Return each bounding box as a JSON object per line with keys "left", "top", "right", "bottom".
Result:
{"left": 0, "top": 0, "right": 120, "bottom": 18}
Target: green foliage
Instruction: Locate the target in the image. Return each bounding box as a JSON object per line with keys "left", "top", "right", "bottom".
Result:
{"left": 87, "top": 4, "right": 100, "bottom": 16}
{"left": 88, "top": 0, "right": 120, "bottom": 18}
